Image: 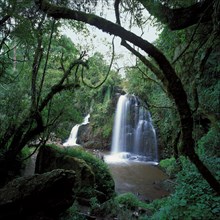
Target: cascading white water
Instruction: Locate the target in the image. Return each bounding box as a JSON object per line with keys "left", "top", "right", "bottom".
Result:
{"left": 110, "top": 94, "right": 158, "bottom": 162}
{"left": 63, "top": 124, "right": 80, "bottom": 146}
{"left": 82, "top": 114, "right": 90, "bottom": 125}
{"left": 111, "top": 95, "right": 129, "bottom": 153}
{"left": 63, "top": 114, "right": 90, "bottom": 147}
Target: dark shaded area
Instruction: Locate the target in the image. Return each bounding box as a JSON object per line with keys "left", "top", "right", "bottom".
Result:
{"left": 0, "top": 169, "right": 76, "bottom": 219}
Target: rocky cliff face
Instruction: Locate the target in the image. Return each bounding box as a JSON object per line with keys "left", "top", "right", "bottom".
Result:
{"left": 77, "top": 124, "right": 111, "bottom": 149}
{"left": 77, "top": 123, "right": 92, "bottom": 145}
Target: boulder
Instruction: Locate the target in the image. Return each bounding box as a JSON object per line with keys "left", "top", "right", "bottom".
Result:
{"left": 35, "top": 145, "right": 97, "bottom": 203}
{"left": 0, "top": 169, "right": 76, "bottom": 219}
{"left": 35, "top": 146, "right": 95, "bottom": 189}
{"left": 35, "top": 146, "right": 115, "bottom": 203}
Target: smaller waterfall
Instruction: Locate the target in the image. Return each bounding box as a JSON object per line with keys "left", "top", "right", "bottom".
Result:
{"left": 110, "top": 94, "right": 158, "bottom": 162}
{"left": 82, "top": 114, "right": 90, "bottom": 125}
{"left": 63, "top": 114, "right": 90, "bottom": 147}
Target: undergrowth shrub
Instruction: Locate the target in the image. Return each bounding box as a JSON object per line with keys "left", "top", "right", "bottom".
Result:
{"left": 145, "top": 157, "right": 220, "bottom": 220}
{"left": 197, "top": 123, "right": 220, "bottom": 157}
{"left": 91, "top": 193, "right": 151, "bottom": 219}
{"left": 159, "top": 157, "right": 179, "bottom": 177}
{"left": 115, "top": 193, "right": 149, "bottom": 210}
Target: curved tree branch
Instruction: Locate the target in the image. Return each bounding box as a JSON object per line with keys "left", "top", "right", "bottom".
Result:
{"left": 81, "top": 36, "right": 115, "bottom": 89}
{"left": 36, "top": 0, "right": 220, "bottom": 194}
{"left": 121, "top": 40, "right": 167, "bottom": 87}
{"left": 39, "top": 59, "right": 87, "bottom": 112}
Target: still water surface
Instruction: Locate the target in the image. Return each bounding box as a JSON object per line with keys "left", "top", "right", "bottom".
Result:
{"left": 105, "top": 153, "right": 169, "bottom": 201}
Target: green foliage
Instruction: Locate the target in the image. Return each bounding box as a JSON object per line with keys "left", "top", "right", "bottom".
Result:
{"left": 156, "top": 27, "right": 187, "bottom": 62}
{"left": 0, "top": 0, "right": 123, "bottom": 159}
{"left": 0, "top": 75, "right": 31, "bottom": 135}
{"left": 91, "top": 100, "right": 114, "bottom": 139}
{"left": 159, "top": 157, "right": 179, "bottom": 177}
{"left": 197, "top": 122, "right": 220, "bottom": 157}
{"left": 89, "top": 197, "right": 100, "bottom": 210}
{"left": 42, "top": 90, "right": 83, "bottom": 140}
{"left": 91, "top": 193, "right": 151, "bottom": 219}
{"left": 148, "top": 157, "right": 220, "bottom": 220}
{"left": 0, "top": 2, "right": 85, "bottom": 160}
{"left": 102, "top": 122, "right": 113, "bottom": 139}
{"left": 14, "top": 146, "right": 32, "bottom": 172}
{"left": 198, "top": 81, "right": 220, "bottom": 115}
{"left": 124, "top": 15, "right": 219, "bottom": 160}
{"left": 91, "top": 198, "right": 120, "bottom": 218}
{"left": 71, "top": 67, "right": 121, "bottom": 145}
{"left": 115, "top": 193, "right": 149, "bottom": 210}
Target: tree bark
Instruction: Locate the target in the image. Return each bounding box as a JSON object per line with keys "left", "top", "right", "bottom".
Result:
{"left": 35, "top": 0, "right": 220, "bottom": 194}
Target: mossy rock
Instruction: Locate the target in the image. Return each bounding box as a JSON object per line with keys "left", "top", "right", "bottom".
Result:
{"left": 35, "top": 145, "right": 115, "bottom": 202}
{"left": 60, "top": 146, "right": 115, "bottom": 201}
{"left": 35, "top": 145, "right": 95, "bottom": 190}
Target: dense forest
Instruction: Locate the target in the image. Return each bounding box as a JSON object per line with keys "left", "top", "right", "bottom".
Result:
{"left": 0, "top": 0, "right": 219, "bottom": 219}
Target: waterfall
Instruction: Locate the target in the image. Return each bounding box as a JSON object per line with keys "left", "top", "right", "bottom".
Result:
{"left": 63, "top": 114, "right": 90, "bottom": 147}
{"left": 111, "top": 95, "right": 129, "bottom": 153}
{"left": 111, "top": 94, "right": 158, "bottom": 162}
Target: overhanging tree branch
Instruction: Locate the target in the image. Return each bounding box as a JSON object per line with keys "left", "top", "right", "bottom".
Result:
{"left": 121, "top": 40, "right": 167, "bottom": 87}
{"left": 114, "top": 2, "right": 168, "bottom": 102}
{"left": 36, "top": 0, "right": 220, "bottom": 194}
